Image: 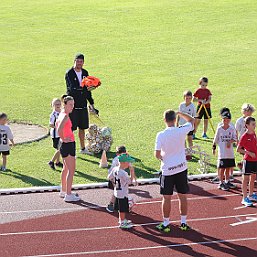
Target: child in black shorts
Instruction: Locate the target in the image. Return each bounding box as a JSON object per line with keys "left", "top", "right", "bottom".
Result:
{"left": 48, "top": 98, "right": 63, "bottom": 170}
{"left": 108, "top": 153, "right": 135, "bottom": 229}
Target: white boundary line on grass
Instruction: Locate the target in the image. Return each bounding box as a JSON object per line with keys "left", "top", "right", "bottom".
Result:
{"left": 1, "top": 213, "right": 256, "bottom": 237}
{"left": 0, "top": 193, "right": 240, "bottom": 215}
{"left": 20, "top": 237, "right": 257, "bottom": 257}
{"left": 0, "top": 171, "right": 243, "bottom": 195}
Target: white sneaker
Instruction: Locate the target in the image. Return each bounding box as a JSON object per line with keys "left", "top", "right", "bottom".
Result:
{"left": 59, "top": 191, "right": 66, "bottom": 198}
{"left": 1, "top": 166, "right": 6, "bottom": 171}
{"left": 80, "top": 148, "right": 93, "bottom": 155}
{"left": 64, "top": 193, "right": 81, "bottom": 202}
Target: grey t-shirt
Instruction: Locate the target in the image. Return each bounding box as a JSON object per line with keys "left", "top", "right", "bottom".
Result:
{"left": 108, "top": 167, "right": 131, "bottom": 199}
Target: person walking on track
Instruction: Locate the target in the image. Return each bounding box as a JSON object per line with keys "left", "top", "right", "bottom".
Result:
{"left": 65, "top": 53, "right": 98, "bottom": 154}
{"left": 155, "top": 110, "right": 195, "bottom": 232}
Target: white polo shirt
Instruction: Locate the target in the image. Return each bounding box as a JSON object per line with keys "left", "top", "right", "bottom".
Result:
{"left": 155, "top": 122, "right": 193, "bottom": 176}
{"left": 178, "top": 103, "right": 196, "bottom": 126}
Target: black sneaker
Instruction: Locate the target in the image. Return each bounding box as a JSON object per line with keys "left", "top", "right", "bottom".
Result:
{"left": 226, "top": 181, "right": 236, "bottom": 189}
{"left": 180, "top": 223, "right": 190, "bottom": 231}
{"left": 212, "top": 176, "right": 220, "bottom": 184}
{"left": 55, "top": 162, "right": 63, "bottom": 168}
{"left": 48, "top": 161, "right": 55, "bottom": 170}
{"left": 106, "top": 203, "right": 114, "bottom": 213}
{"left": 218, "top": 182, "right": 229, "bottom": 191}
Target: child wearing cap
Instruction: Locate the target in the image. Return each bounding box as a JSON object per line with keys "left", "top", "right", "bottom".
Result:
{"left": 176, "top": 90, "right": 196, "bottom": 160}
{"left": 212, "top": 108, "right": 237, "bottom": 191}
{"left": 0, "top": 113, "right": 14, "bottom": 171}
{"left": 48, "top": 98, "right": 63, "bottom": 170}
{"left": 237, "top": 116, "right": 257, "bottom": 207}
{"left": 193, "top": 77, "right": 212, "bottom": 139}
{"left": 107, "top": 153, "right": 135, "bottom": 229}
{"left": 106, "top": 145, "right": 137, "bottom": 213}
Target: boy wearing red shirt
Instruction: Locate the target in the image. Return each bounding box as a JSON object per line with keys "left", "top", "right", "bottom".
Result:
{"left": 193, "top": 77, "right": 212, "bottom": 139}
{"left": 237, "top": 116, "right": 257, "bottom": 207}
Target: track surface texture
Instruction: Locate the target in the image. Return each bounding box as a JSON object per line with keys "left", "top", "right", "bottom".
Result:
{"left": 0, "top": 178, "right": 256, "bottom": 257}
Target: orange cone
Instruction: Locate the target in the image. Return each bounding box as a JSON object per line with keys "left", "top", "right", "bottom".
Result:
{"left": 99, "top": 150, "right": 108, "bottom": 168}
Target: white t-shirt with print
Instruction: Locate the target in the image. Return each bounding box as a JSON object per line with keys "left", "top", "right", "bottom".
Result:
{"left": 213, "top": 124, "right": 237, "bottom": 159}
{"left": 178, "top": 103, "right": 196, "bottom": 126}
{"left": 155, "top": 122, "right": 193, "bottom": 176}
{"left": 235, "top": 116, "right": 246, "bottom": 139}
{"left": 49, "top": 111, "right": 60, "bottom": 138}
{"left": 0, "top": 125, "right": 13, "bottom": 152}
{"left": 108, "top": 167, "right": 130, "bottom": 199}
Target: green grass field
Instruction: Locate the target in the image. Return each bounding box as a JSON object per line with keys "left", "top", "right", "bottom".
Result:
{"left": 0, "top": 0, "right": 257, "bottom": 189}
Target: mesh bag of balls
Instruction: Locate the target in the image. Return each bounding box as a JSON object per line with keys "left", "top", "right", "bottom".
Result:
{"left": 85, "top": 124, "right": 113, "bottom": 154}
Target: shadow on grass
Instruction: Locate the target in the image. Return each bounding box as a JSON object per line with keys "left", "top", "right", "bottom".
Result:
{"left": 0, "top": 170, "right": 55, "bottom": 187}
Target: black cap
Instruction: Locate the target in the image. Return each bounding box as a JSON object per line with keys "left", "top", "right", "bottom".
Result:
{"left": 221, "top": 111, "right": 231, "bottom": 119}
{"left": 75, "top": 53, "right": 84, "bottom": 60}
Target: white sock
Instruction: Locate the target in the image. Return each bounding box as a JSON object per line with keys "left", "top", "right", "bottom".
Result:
{"left": 225, "top": 180, "right": 229, "bottom": 184}
{"left": 181, "top": 215, "right": 187, "bottom": 224}
{"left": 163, "top": 217, "right": 170, "bottom": 226}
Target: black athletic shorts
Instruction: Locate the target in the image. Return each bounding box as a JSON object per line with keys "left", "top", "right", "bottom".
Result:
{"left": 160, "top": 169, "right": 189, "bottom": 195}
{"left": 52, "top": 137, "right": 61, "bottom": 150}
{"left": 242, "top": 160, "right": 257, "bottom": 175}
{"left": 60, "top": 142, "right": 76, "bottom": 158}
{"left": 196, "top": 105, "right": 212, "bottom": 119}
{"left": 217, "top": 158, "right": 236, "bottom": 168}
{"left": 0, "top": 151, "right": 10, "bottom": 156}
{"left": 69, "top": 108, "right": 89, "bottom": 131}
{"left": 114, "top": 197, "right": 129, "bottom": 213}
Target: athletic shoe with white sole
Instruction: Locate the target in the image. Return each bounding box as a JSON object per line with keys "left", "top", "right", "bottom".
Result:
{"left": 249, "top": 193, "right": 257, "bottom": 202}
{"left": 212, "top": 176, "right": 220, "bottom": 184}
{"left": 226, "top": 181, "right": 236, "bottom": 189}
{"left": 202, "top": 133, "right": 208, "bottom": 139}
{"left": 0, "top": 166, "right": 6, "bottom": 171}
{"left": 218, "top": 182, "right": 229, "bottom": 191}
{"left": 106, "top": 203, "right": 114, "bottom": 213}
{"left": 64, "top": 193, "right": 81, "bottom": 202}
{"left": 80, "top": 148, "right": 93, "bottom": 155}
{"left": 59, "top": 191, "right": 66, "bottom": 198}
{"left": 241, "top": 197, "right": 253, "bottom": 207}
{"left": 119, "top": 221, "right": 133, "bottom": 229}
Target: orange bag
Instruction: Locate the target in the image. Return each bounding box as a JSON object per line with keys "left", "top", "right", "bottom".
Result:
{"left": 81, "top": 76, "right": 101, "bottom": 90}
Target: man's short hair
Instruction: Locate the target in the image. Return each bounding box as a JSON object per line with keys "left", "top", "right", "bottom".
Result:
{"left": 183, "top": 90, "right": 192, "bottom": 97}
{"left": 75, "top": 53, "right": 84, "bottom": 60}
{"left": 116, "top": 145, "right": 127, "bottom": 154}
{"left": 245, "top": 116, "right": 255, "bottom": 125}
{"left": 164, "top": 110, "right": 176, "bottom": 122}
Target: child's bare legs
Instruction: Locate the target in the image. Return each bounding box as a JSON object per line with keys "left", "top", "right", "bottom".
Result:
{"left": 61, "top": 161, "right": 68, "bottom": 193}
{"left": 219, "top": 168, "right": 225, "bottom": 183}
{"left": 203, "top": 119, "right": 208, "bottom": 134}
{"left": 51, "top": 150, "right": 61, "bottom": 163}
{"left": 249, "top": 173, "right": 256, "bottom": 196}
{"left": 119, "top": 212, "right": 126, "bottom": 223}
{"left": 2, "top": 155, "right": 7, "bottom": 168}
{"left": 242, "top": 174, "right": 250, "bottom": 199}
{"left": 224, "top": 168, "right": 230, "bottom": 182}
{"left": 194, "top": 119, "right": 201, "bottom": 135}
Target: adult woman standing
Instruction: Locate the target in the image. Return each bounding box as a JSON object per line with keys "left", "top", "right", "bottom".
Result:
{"left": 57, "top": 96, "right": 80, "bottom": 202}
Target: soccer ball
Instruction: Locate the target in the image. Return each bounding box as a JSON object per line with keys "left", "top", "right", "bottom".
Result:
{"left": 88, "top": 124, "right": 98, "bottom": 135}
{"left": 128, "top": 195, "right": 135, "bottom": 212}
{"left": 85, "top": 133, "right": 94, "bottom": 143}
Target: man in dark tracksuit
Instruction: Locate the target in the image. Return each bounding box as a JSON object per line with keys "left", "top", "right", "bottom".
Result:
{"left": 65, "top": 53, "right": 96, "bottom": 154}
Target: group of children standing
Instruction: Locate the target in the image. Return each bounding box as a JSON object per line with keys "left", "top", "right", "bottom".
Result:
{"left": 177, "top": 77, "right": 257, "bottom": 207}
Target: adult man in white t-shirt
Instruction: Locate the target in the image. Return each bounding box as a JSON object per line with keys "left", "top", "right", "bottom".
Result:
{"left": 155, "top": 109, "right": 194, "bottom": 232}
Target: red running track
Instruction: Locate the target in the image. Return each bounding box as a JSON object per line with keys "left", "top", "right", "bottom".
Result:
{"left": 0, "top": 190, "right": 256, "bottom": 257}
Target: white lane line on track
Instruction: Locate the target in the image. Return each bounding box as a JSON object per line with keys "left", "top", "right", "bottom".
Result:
{"left": 20, "top": 237, "right": 257, "bottom": 257}
{"left": 0, "top": 193, "right": 240, "bottom": 215}
{"left": 1, "top": 213, "right": 256, "bottom": 237}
